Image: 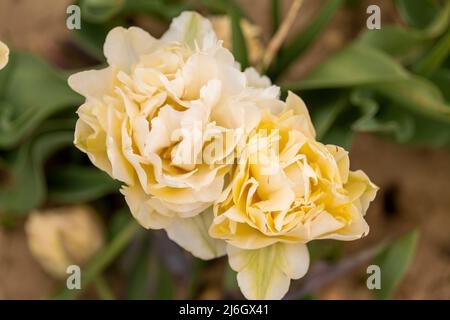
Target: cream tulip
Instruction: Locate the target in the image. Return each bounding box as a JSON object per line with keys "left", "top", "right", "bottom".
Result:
{"left": 210, "top": 92, "right": 378, "bottom": 299}
{"left": 69, "top": 12, "right": 282, "bottom": 260}
{"left": 25, "top": 206, "right": 104, "bottom": 278}
{"left": 0, "top": 41, "right": 9, "bottom": 70}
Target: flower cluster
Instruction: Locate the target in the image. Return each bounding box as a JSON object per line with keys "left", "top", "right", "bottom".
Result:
{"left": 69, "top": 12, "right": 377, "bottom": 299}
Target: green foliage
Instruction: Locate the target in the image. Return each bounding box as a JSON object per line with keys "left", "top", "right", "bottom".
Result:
{"left": 47, "top": 165, "right": 121, "bottom": 204}
{"left": 283, "top": 0, "right": 450, "bottom": 148}
{"left": 230, "top": 6, "right": 249, "bottom": 69}
{"left": 0, "top": 132, "right": 73, "bottom": 214}
{"left": 0, "top": 52, "right": 81, "bottom": 148}
{"left": 373, "top": 230, "right": 419, "bottom": 299}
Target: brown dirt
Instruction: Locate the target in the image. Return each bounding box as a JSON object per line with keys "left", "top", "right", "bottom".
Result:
{"left": 0, "top": 0, "right": 449, "bottom": 299}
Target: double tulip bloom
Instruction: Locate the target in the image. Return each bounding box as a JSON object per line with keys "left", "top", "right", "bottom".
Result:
{"left": 69, "top": 12, "right": 377, "bottom": 299}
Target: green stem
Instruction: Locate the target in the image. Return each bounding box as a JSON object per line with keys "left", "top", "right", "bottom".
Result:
{"left": 53, "top": 220, "right": 139, "bottom": 300}
{"left": 94, "top": 275, "right": 115, "bottom": 300}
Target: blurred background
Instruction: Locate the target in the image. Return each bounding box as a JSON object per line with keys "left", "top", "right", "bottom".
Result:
{"left": 0, "top": 0, "right": 449, "bottom": 299}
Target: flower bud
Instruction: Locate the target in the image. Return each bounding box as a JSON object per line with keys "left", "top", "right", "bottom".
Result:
{"left": 0, "top": 41, "right": 9, "bottom": 70}
{"left": 25, "top": 206, "right": 104, "bottom": 278}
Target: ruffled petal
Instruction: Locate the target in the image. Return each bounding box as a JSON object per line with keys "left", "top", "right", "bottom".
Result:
{"left": 104, "top": 27, "right": 157, "bottom": 72}
{"left": 162, "top": 11, "right": 217, "bottom": 49}
{"left": 165, "top": 208, "right": 226, "bottom": 260}
{"left": 0, "top": 41, "right": 9, "bottom": 70}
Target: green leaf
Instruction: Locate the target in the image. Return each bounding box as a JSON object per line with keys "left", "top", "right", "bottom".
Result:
{"left": 430, "top": 68, "right": 450, "bottom": 101}
{"left": 367, "top": 75, "right": 450, "bottom": 122}
{"left": 154, "top": 265, "right": 176, "bottom": 299}
{"left": 199, "top": 0, "right": 245, "bottom": 17}
{"left": 357, "top": 26, "right": 427, "bottom": 58}
{"left": 284, "top": 44, "right": 450, "bottom": 123}
{"left": 320, "top": 116, "right": 354, "bottom": 149}
{"left": 284, "top": 44, "right": 409, "bottom": 90}
{"left": 187, "top": 258, "right": 208, "bottom": 298}
{"left": 0, "top": 52, "right": 82, "bottom": 148}
{"left": 94, "top": 275, "right": 116, "bottom": 300}
{"left": 80, "top": 0, "right": 125, "bottom": 23}
{"left": 308, "top": 240, "right": 343, "bottom": 263}
{"left": 230, "top": 7, "right": 249, "bottom": 69}
{"left": 125, "top": 232, "right": 152, "bottom": 300}
{"left": 413, "top": 28, "right": 450, "bottom": 76}
{"left": 268, "top": 0, "right": 344, "bottom": 79}
{"left": 350, "top": 89, "right": 415, "bottom": 143}
{"left": 271, "top": 0, "right": 281, "bottom": 35}
{"left": 309, "top": 91, "right": 348, "bottom": 140}
{"left": 47, "top": 165, "right": 121, "bottom": 203}
{"left": 73, "top": 21, "right": 110, "bottom": 61}
{"left": 123, "top": 0, "right": 191, "bottom": 21}
{"left": 225, "top": 264, "right": 239, "bottom": 292}
{"left": 395, "top": 0, "right": 439, "bottom": 29}
{"left": 0, "top": 132, "right": 73, "bottom": 214}
{"left": 373, "top": 229, "right": 419, "bottom": 299}
{"left": 357, "top": 2, "right": 450, "bottom": 58}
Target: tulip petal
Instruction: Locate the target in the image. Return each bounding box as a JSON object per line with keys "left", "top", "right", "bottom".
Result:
{"left": 0, "top": 41, "right": 9, "bottom": 70}
{"left": 104, "top": 27, "right": 156, "bottom": 72}
{"left": 227, "top": 242, "right": 309, "bottom": 299}
{"left": 121, "top": 185, "right": 173, "bottom": 230}
{"left": 286, "top": 91, "right": 316, "bottom": 138}
{"left": 162, "top": 11, "right": 217, "bottom": 49}
{"left": 165, "top": 208, "right": 226, "bottom": 260}
{"left": 68, "top": 67, "right": 114, "bottom": 101}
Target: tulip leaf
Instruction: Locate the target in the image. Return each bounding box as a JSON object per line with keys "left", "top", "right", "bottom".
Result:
{"left": 350, "top": 89, "right": 415, "bottom": 143}
{"left": 199, "top": 0, "right": 245, "bottom": 17}
{"left": 0, "top": 132, "right": 73, "bottom": 214}
{"left": 395, "top": 0, "right": 440, "bottom": 29}
{"left": 124, "top": 231, "right": 152, "bottom": 299}
{"left": 284, "top": 44, "right": 409, "bottom": 90}
{"left": 155, "top": 265, "right": 176, "bottom": 299}
{"left": 357, "top": 26, "right": 427, "bottom": 58}
{"left": 373, "top": 229, "right": 419, "bottom": 299}
{"left": 122, "top": 0, "right": 191, "bottom": 21}
{"left": 309, "top": 91, "right": 349, "bottom": 140}
{"left": 430, "top": 68, "right": 450, "bottom": 101}
{"left": 413, "top": 28, "right": 450, "bottom": 76}
{"left": 230, "top": 7, "right": 249, "bottom": 69}
{"left": 0, "top": 52, "right": 82, "bottom": 148}
{"left": 284, "top": 43, "right": 450, "bottom": 120}
{"left": 271, "top": 0, "right": 281, "bottom": 34}
{"left": 80, "top": 0, "right": 125, "bottom": 23}
{"left": 47, "top": 165, "right": 121, "bottom": 203}
{"left": 357, "top": 2, "right": 449, "bottom": 58}
{"left": 73, "top": 21, "right": 110, "bottom": 61}
{"left": 367, "top": 75, "right": 450, "bottom": 122}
